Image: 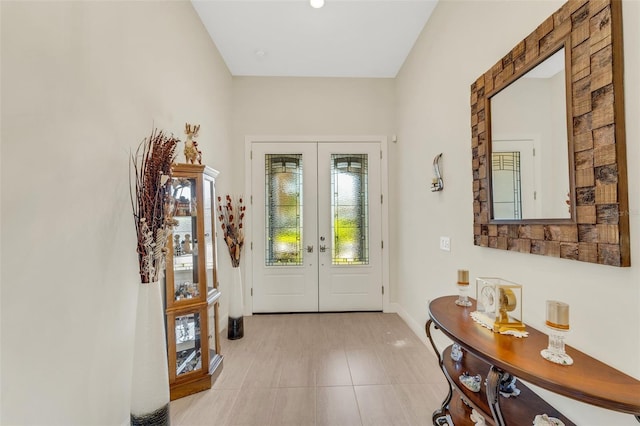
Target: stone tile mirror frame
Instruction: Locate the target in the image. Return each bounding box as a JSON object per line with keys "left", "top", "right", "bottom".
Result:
{"left": 471, "top": 0, "right": 630, "bottom": 266}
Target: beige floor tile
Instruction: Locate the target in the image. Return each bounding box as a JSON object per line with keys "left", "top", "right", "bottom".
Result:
{"left": 376, "top": 346, "right": 438, "bottom": 384}
{"left": 169, "top": 392, "right": 197, "bottom": 425}
{"left": 354, "top": 385, "right": 409, "bottom": 426}
{"left": 213, "top": 352, "right": 254, "bottom": 389}
{"left": 403, "top": 347, "right": 443, "bottom": 384}
{"left": 318, "top": 313, "right": 350, "bottom": 348}
{"left": 393, "top": 383, "right": 444, "bottom": 426}
{"left": 342, "top": 313, "right": 385, "bottom": 349}
{"left": 316, "top": 349, "right": 352, "bottom": 386}
{"left": 346, "top": 349, "right": 389, "bottom": 385}
{"left": 274, "top": 315, "right": 317, "bottom": 353}
{"left": 225, "top": 387, "right": 277, "bottom": 426}
{"left": 316, "top": 386, "right": 362, "bottom": 426}
{"left": 293, "top": 314, "right": 326, "bottom": 351}
{"left": 379, "top": 315, "right": 425, "bottom": 349}
{"left": 176, "top": 388, "right": 239, "bottom": 425}
{"left": 278, "top": 350, "right": 316, "bottom": 388}
{"left": 269, "top": 387, "right": 316, "bottom": 426}
{"left": 241, "top": 351, "right": 283, "bottom": 388}
{"left": 221, "top": 320, "right": 267, "bottom": 356}
{"left": 255, "top": 316, "right": 291, "bottom": 353}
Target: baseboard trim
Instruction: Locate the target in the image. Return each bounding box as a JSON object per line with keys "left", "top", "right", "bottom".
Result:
{"left": 391, "top": 302, "right": 430, "bottom": 348}
{"left": 385, "top": 302, "right": 399, "bottom": 314}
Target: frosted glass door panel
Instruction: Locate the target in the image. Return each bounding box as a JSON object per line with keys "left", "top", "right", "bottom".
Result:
{"left": 265, "top": 155, "right": 303, "bottom": 266}
{"left": 331, "top": 154, "right": 369, "bottom": 265}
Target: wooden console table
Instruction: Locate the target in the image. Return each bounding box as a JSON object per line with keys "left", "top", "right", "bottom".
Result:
{"left": 426, "top": 296, "right": 640, "bottom": 425}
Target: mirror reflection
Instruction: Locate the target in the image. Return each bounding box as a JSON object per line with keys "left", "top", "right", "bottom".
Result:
{"left": 490, "top": 47, "right": 571, "bottom": 220}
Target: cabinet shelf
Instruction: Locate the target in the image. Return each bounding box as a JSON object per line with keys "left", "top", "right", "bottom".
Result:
{"left": 176, "top": 348, "right": 200, "bottom": 375}
{"left": 441, "top": 345, "right": 574, "bottom": 425}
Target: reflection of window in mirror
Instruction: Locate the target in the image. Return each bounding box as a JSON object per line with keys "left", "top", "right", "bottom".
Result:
{"left": 490, "top": 47, "right": 571, "bottom": 220}
{"left": 492, "top": 150, "right": 523, "bottom": 220}
{"left": 492, "top": 139, "right": 536, "bottom": 219}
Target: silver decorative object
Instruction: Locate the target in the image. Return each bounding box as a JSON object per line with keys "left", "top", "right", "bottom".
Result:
{"left": 451, "top": 343, "right": 464, "bottom": 362}
{"left": 459, "top": 372, "right": 482, "bottom": 393}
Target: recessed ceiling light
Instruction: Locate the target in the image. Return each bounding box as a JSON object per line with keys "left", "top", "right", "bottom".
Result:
{"left": 310, "top": 0, "right": 324, "bottom": 9}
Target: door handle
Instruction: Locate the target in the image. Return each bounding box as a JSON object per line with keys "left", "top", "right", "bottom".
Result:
{"left": 319, "top": 245, "right": 327, "bottom": 253}
{"left": 307, "top": 245, "right": 314, "bottom": 253}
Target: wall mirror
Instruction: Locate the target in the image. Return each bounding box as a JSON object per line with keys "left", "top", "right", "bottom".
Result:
{"left": 471, "top": 0, "right": 630, "bottom": 266}
{"left": 490, "top": 46, "right": 571, "bottom": 221}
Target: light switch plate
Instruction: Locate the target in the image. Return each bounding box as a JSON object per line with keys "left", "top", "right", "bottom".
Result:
{"left": 440, "top": 236, "right": 451, "bottom": 251}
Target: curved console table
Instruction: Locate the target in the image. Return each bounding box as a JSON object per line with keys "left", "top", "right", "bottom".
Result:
{"left": 427, "top": 296, "right": 640, "bottom": 425}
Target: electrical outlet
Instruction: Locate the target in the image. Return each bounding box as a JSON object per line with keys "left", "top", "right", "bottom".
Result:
{"left": 440, "top": 236, "right": 451, "bottom": 251}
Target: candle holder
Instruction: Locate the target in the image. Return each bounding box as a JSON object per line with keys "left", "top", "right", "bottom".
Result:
{"left": 540, "top": 300, "right": 573, "bottom": 366}
{"left": 455, "top": 269, "right": 472, "bottom": 307}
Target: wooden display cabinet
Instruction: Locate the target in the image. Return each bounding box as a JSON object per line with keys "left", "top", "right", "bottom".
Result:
{"left": 164, "top": 164, "right": 223, "bottom": 400}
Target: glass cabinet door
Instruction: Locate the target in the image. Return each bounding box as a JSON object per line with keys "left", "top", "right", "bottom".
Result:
{"left": 171, "top": 177, "right": 200, "bottom": 302}
{"left": 173, "top": 309, "right": 205, "bottom": 377}
{"left": 207, "top": 300, "right": 222, "bottom": 373}
{"left": 203, "top": 177, "right": 217, "bottom": 295}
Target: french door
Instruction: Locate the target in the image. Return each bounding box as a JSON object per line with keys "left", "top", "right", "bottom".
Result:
{"left": 251, "top": 141, "right": 383, "bottom": 312}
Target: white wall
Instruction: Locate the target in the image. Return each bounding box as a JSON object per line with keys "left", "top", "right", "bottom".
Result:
{"left": 229, "top": 76, "right": 396, "bottom": 315}
{"left": 0, "top": 1, "right": 232, "bottom": 424}
{"left": 395, "top": 0, "right": 639, "bottom": 425}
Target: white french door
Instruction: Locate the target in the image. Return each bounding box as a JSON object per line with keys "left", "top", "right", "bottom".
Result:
{"left": 252, "top": 142, "right": 318, "bottom": 312}
{"left": 251, "top": 141, "right": 383, "bottom": 313}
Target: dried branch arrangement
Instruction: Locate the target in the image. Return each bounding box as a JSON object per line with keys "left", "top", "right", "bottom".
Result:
{"left": 130, "top": 129, "right": 179, "bottom": 283}
{"left": 217, "top": 195, "right": 246, "bottom": 268}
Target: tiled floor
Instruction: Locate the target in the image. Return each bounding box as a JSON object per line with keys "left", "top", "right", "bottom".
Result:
{"left": 170, "top": 312, "right": 449, "bottom": 425}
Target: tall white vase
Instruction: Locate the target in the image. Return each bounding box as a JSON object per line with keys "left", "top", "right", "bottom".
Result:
{"left": 228, "top": 267, "right": 244, "bottom": 339}
{"left": 131, "top": 281, "right": 170, "bottom": 425}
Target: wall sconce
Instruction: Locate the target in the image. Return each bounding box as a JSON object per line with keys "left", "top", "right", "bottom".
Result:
{"left": 431, "top": 153, "right": 444, "bottom": 192}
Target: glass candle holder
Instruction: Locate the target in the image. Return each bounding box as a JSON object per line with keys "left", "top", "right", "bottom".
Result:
{"left": 540, "top": 300, "right": 573, "bottom": 365}
{"left": 455, "top": 269, "right": 472, "bottom": 307}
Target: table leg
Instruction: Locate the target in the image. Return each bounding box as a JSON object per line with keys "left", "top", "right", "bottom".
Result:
{"left": 486, "top": 365, "right": 506, "bottom": 426}
{"left": 426, "top": 319, "right": 453, "bottom": 425}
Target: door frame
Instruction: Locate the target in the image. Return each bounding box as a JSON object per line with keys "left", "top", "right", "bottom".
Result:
{"left": 243, "top": 135, "right": 390, "bottom": 315}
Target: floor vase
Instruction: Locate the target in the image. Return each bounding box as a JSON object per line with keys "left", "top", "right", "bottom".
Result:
{"left": 131, "top": 281, "right": 170, "bottom": 426}
{"left": 228, "top": 267, "right": 244, "bottom": 339}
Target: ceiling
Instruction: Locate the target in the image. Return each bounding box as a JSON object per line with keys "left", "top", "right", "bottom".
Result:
{"left": 191, "top": 0, "right": 438, "bottom": 78}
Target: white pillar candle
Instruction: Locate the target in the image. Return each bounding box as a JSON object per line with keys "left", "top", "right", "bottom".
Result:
{"left": 546, "top": 300, "right": 570, "bottom": 330}
{"left": 457, "top": 269, "right": 469, "bottom": 286}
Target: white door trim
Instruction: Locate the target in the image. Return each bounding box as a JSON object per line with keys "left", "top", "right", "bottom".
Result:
{"left": 243, "top": 135, "right": 390, "bottom": 315}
